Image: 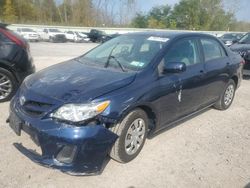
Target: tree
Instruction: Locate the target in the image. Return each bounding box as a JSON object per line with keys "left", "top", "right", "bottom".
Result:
{"left": 171, "top": 0, "right": 202, "bottom": 30}
{"left": 14, "top": 0, "right": 36, "bottom": 22}
{"left": 3, "top": 0, "right": 17, "bottom": 23}
{"left": 131, "top": 13, "right": 147, "bottom": 28}
{"left": 131, "top": 5, "right": 172, "bottom": 29}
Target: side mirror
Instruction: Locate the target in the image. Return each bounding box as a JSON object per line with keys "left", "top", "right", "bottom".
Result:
{"left": 163, "top": 62, "right": 186, "bottom": 74}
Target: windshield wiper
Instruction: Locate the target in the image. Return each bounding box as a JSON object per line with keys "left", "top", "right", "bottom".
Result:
{"left": 109, "top": 55, "right": 127, "bottom": 72}
{"left": 104, "top": 43, "right": 127, "bottom": 72}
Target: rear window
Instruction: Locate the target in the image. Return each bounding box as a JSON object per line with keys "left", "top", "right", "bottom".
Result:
{"left": 201, "top": 38, "right": 226, "bottom": 61}
{"left": 21, "top": 28, "right": 34, "bottom": 32}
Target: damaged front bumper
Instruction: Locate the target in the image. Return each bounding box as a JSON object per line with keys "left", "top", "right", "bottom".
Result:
{"left": 8, "top": 97, "right": 118, "bottom": 175}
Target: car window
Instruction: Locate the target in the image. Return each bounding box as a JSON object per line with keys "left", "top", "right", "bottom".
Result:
{"left": 81, "top": 35, "right": 168, "bottom": 71}
{"left": 49, "top": 29, "right": 60, "bottom": 33}
{"left": 201, "top": 38, "right": 226, "bottom": 61}
{"left": 164, "top": 38, "right": 200, "bottom": 67}
{"left": 22, "top": 28, "right": 34, "bottom": 32}
{"left": 239, "top": 33, "right": 250, "bottom": 44}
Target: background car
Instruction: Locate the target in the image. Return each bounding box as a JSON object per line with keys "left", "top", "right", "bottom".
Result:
{"left": 0, "top": 23, "right": 35, "bottom": 102}
{"left": 101, "top": 33, "right": 121, "bottom": 43}
{"left": 40, "top": 28, "right": 67, "bottom": 43}
{"left": 75, "top": 31, "right": 90, "bottom": 42}
{"left": 65, "top": 31, "right": 89, "bottom": 42}
{"left": 219, "top": 33, "right": 244, "bottom": 46}
{"left": 88, "top": 29, "right": 107, "bottom": 42}
{"left": 16, "top": 28, "right": 40, "bottom": 42}
{"left": 231, "top": 32, "right": 250, "bottom": 75}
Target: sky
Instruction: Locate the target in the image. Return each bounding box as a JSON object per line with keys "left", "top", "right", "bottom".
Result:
{"left": 136, "top": 0, "right": 250, "bottom": 22}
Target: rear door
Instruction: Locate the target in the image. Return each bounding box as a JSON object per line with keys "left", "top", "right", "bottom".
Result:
{"left": 199, "top": 38, "right": 231, "bottom": 104}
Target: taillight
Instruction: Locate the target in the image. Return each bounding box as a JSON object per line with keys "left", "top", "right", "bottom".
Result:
{"left": 0, "top": 28, "right": 27, "bottom": 49}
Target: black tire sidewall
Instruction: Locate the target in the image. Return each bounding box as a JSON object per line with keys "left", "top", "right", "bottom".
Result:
{"left": 0, "top": 68, "right": 17, "bottom": 102}
{"left": 117, "top": 110, "right": 149, "bottom": 163}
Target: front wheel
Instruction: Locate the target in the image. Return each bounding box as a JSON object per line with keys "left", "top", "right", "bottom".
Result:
{"left": 214, "top": 79, "right": 236, "bottom": 110}
{"left": 110, "top": 109, "right": 148, "bottom": 163}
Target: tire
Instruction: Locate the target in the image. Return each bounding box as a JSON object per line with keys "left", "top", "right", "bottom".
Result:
{"left": 110, "top": 109, "right": 148, "bottom": 163}
{"left": 0, "top": 68, "right": 17, "bottom": 102}
{"left": 49, "top": 37, "right": 53, "bottom": 43}
{"left": 214, "top": 79, "right": 236, "bottom": 110}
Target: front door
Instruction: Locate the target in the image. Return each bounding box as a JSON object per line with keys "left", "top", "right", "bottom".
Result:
{"left": 157, "top": 37, "right": 206, "bottom": 127}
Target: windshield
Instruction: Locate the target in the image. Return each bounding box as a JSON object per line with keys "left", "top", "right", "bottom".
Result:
{"left": 21, "top": 28, "right": 34, "bottom": 32}
{"left": 49, "top": 29, "right": 61, "bottom": 33}
{"left": 239, "top": 33, "right": 250, "bottom": 44}
{"left": 78, "top": 35, "right": 169, "bottom": 71}
{"left": 222, "top": 34, "right": 234, "bottom": 39}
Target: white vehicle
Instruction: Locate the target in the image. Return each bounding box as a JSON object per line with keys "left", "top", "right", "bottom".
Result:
{"left": 65, "top": 31, "right": 90, "bottom": 42}
{"left": 16, "top": 28, "right": 40, "bottom": 42}
{"left": 40, "top": 28, "right": 67, "bottom": 42}
{"left": 76, "top": 32, "right": 90, "bottom": 42}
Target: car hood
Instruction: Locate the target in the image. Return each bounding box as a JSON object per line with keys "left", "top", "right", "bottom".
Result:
{"left": 230, "top": 43, "right": 250, "bottom": 52}
{"left": 24, "top": 60, "right": 136, "bottom": 102}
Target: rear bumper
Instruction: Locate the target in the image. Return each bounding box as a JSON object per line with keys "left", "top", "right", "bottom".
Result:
{"left": 8, "top": 97, "right": 118, "bottom": 175}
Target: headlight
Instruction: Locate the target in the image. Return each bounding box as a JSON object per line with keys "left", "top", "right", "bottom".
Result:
{"left": 52, "top": 101, "right": 110, "bottom": 123}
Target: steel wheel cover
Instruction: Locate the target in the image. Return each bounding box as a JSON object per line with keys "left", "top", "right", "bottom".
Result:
{"left": 224, "top": 84, "right": 234, "bottom": 106}
{"left": 125, "top": 118, "right": 146, "bottom": 155}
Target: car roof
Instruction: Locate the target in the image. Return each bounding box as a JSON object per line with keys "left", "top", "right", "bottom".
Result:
{"left": 126, "top": 31, "right": 214, "bottom": 39}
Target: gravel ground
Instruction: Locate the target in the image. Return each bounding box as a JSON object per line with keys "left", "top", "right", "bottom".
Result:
{"left": 0, "top": 42, "right": 250, "bottom": 188}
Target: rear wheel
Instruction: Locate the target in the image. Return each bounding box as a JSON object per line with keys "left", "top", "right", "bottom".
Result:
{"left": 214, "top": 79, "right": 236, "bottom": 110}
{"left": 0, "top": 68, "right": 17, "bottom": 102}
{"left": 110, "top": 109, "right": 148, "bottom": 163}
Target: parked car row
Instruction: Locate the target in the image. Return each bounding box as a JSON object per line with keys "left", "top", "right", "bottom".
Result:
{"left": 15, "top": 27, "right": 121, "bottom": 43}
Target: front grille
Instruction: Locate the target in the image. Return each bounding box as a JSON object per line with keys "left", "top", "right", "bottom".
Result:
{"left": 20, "top": 100, "right": 54, "bottom": 117}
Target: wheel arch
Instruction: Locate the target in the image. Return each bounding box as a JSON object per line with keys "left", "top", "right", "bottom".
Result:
{"left": 119, "top": 103, "right": 158, "bottom": 132}
{"left": 231, "top": 75, "right": 238, "bottom": 87}
{"left": 0, "top": 61, "right": 19, "bottom": 82}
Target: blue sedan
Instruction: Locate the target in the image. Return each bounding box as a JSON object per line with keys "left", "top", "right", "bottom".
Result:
{"left": 8, "top": 32, "right": 243, "bottom": 175}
